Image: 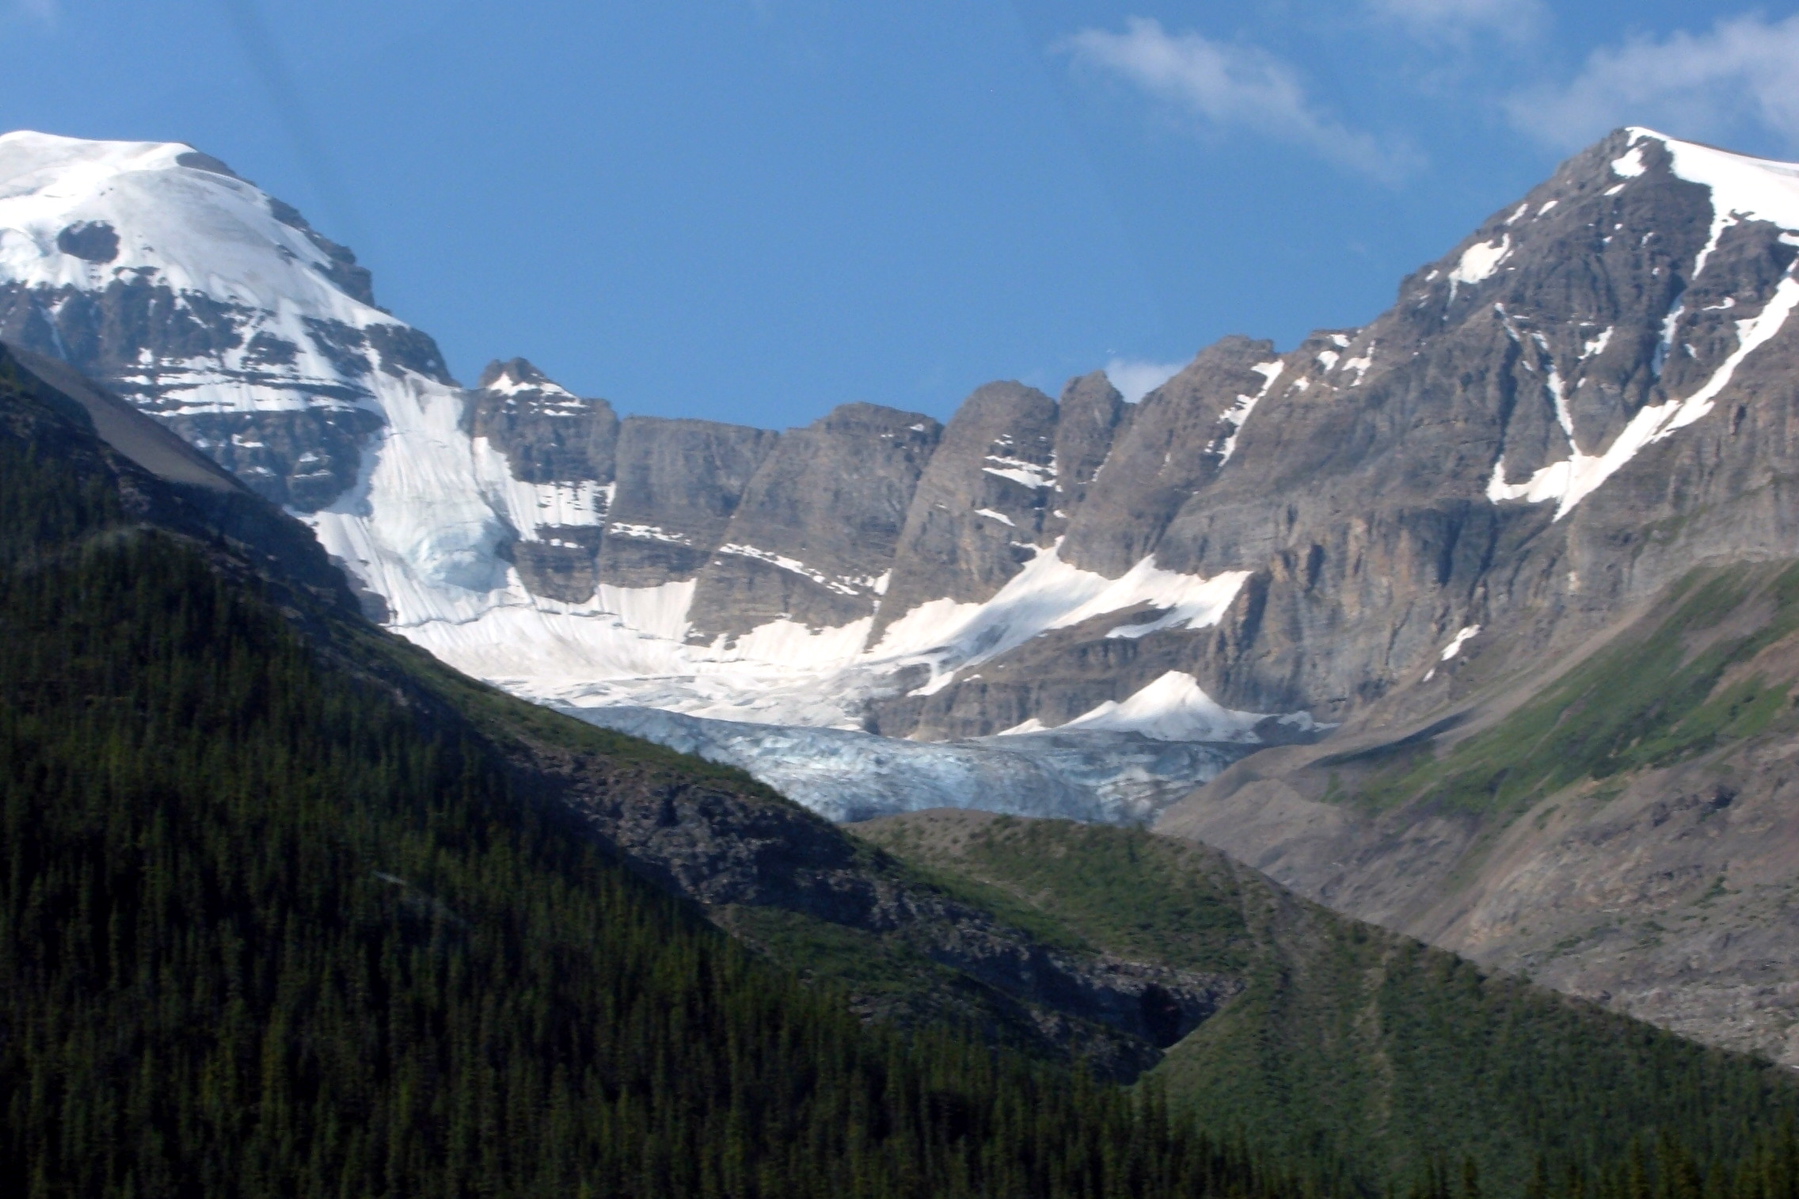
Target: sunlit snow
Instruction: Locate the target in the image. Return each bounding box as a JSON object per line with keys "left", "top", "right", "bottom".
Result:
{"left": 1004, "top": 672, "right": 1267, "bottom": 742}
{"left": 1450, "top": 234, "right": 1511, "bottom": 287}
{"left": 1439, "top": 624, "right": 1481, "bottom": 661}
{"left": 1213, "top": 360, "right": 1282, "bottom": 464}
{"left": 0, "top": 128, "right": 1325, "bottom": 817}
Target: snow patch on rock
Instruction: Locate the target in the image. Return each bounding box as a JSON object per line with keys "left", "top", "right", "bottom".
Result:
{"left": 982, "top": 453, "right": 1057, "bottom": 489}
{"left": 1451, "top": 235, "right": 1511, "bottom": 288}
{"left": 1214, "top": 360, "right": 1283, "bottom": 464}
{"left": 1440, "top": 624, "right": 1481, "bottom": 660}
{"left": 876, "top": 544, "right": 1251, "bottom": 698}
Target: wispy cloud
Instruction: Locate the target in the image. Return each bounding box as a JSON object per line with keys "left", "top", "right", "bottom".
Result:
{"left": 7, "top": 0, "right": 58, "bottom": 26}
{"left": 1061, "top": 17, "right": 1419, "bottom": 182}
{"left": 1104, "top": 357, "right": 1186, "bottom": 404}
{"left": 1367, "top": 0, "right": 1546, "bottom": 42}
{"left": 1508, "top": 12, "right": 1799, "bottom": 150}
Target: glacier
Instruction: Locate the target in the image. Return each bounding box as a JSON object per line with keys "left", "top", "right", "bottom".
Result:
{"left": 572, "top": 705, "right": 1258, "bottom": 825}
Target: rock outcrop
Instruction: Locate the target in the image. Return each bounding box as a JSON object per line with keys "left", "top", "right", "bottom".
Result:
{"left": 687, "top": 403, "right": 940, "bottom": 639}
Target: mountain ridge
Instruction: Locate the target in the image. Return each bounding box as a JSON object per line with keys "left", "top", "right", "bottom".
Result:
{"left": 10, "top": 122, "right": 1799, "bottom": 1068}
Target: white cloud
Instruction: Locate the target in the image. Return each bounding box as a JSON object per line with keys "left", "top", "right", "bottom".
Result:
{"left": 1368, "top": 0, "right": 1545, "bottom": 41}
{"left": 1104, "top": 357, "right": 1186, "bottom": 404}
{"left": 1508, "top": 13, "right": 1799, "bottom": 150}
{"left": 1061, "top": 17, "right": 1418, "bottom": 181}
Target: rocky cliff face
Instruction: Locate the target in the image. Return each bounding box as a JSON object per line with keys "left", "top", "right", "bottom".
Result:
{"left": 0, "top": 137, "right": 453, "bottom": 515}
{"left": 463, "top": 358, "right": 620, "bottom": 602}
{"left": 687, "top": 402, "right": 939, "bottom": 639}
{"left": 0, "top": 340, "right": 1240, "bottom": 1083}
{"left": 872, "top": 382, "right": 1064, "bottom": 635}
{"left": 1154, "top": 557, "right": 1799, "bottom": 1069}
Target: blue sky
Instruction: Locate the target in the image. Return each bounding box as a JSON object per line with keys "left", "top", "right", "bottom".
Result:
{"left": 4, "top": 1, "right": 1798, "bottom": 426}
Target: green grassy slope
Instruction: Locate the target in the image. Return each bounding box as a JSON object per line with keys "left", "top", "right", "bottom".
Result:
{"left": 0, "top": 353, "right": 1320, "bottom": 1198}
{"left": 855, "top": 811, "right": 1799, "bottom": 1194}
{"left": 1326, "top": 561, "right": 1799, "bottom": 821}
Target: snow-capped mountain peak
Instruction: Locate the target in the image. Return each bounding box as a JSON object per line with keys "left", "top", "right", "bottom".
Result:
{"left": 477, "top": 356, "right": 576, "bottom": 398}
{"left": 0, "top": 129, "right": 452, "bottom": 513}
{"left": 0, "top": 131, "right": 377, "bottom": 329}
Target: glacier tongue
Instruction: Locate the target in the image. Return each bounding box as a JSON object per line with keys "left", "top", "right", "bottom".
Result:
{"left": 572, "top": 706, "right": 1256, "bottom": 824}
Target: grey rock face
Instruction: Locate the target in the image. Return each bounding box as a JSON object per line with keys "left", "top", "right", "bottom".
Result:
{"left": 56, "top": 220, "right": 119, "bottom": 263}
{"left": 466, "top": 357, "right": 620, "bottom": 483}
{"left": 1149, "top": 561, "right": 1799, "bottom": 1068}
{"left": 265, "top": 196, "right": 379, "bottom": 309}
{"left": 1134, "top": 131, "right": 1799, "bottom": 1069}
{"left": 177, "top": 407, "right": 387, "bottom": 511}
{"left": 1053, "top": 370, "right": 1130, "bottom": 518}
{"left": 508, "top": 531, "right": 605, "bottom": 604}
{"left": 900, "top": 129, "right": 1794, "bottom": 738}
{"left": 872, "top": 382, "right": 1062, "bottom": 640}
{"left": 40, "top": 126, "right": 1799, "bottom": 1078}
{"left": 464, "top": 358, "right": 621, "bottom": 601}
{"left": 0, "top": 266, "right": 450, "bottom": 511}
{"left": 687, "top": 402, "right": 940, "bottom": 639}
{"left": 1060, "top": 336, "right": 1281, "bottom": 578}
{"left": 597, "top": 416, "right": 780, "bottom": 587}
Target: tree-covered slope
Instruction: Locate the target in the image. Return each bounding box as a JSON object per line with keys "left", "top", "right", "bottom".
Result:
{"left": 854, "top": 810, "right": 1799, "bottom": 1195}
{"left": 0, "top": 349, "right": 1324, "bottom": 1198}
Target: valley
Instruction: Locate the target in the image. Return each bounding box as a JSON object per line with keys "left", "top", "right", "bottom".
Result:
{"left": 4, "top": 341, "right": 1796, "bottom": 1195}
{"left": 7, "top": 116, "right": 1799, "bottom": 1132}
